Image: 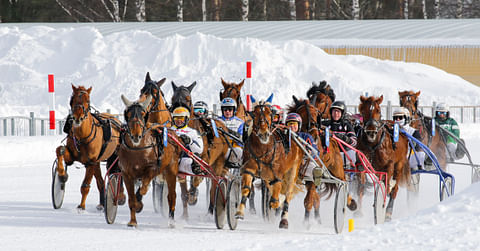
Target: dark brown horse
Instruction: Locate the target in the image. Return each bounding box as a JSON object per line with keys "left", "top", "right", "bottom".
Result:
{"left": 357, "top": 95, "right": 410, "bottom": 221}
{"left": 306, "top": 80, "right": 336, "bottom": 120}
{"left": 219, "top": 78, "right": 250, "bottom": 122}
{"left": 171, "top": 81, "right": 231, "bottom": 218}
{"left": 235, "top": 99, "right": 304, "bottom": 229}
{"left": 287, "top": 96, "right": 357, "bottom": 225}
{"left": 55, "top": 85, "right": 122, "bottom": 210}
{"left": 118, "top": 95, "right": 180, "bottom": 227}
{"left": 138, "top": 72, "right": 170, "bottom": 127}
{"left": 399, "top": 90, "right": 448, "bottom": 169}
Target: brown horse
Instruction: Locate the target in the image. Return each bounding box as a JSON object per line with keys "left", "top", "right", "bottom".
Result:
{"left": 357, "top": 95, "right": 410, "bottom": 221}
{"left": 138, "top": 72, "right": 170, "bottom": 127}
{"left": 287, "top": 96, "right": 357, "bottom": 225}
{"left": 235, "top": 99, "right": 304, "bottom": 229}
{"left": 118, "top": 95, "right": 180, "bottom": 227}
{"left": 398, "top": 90, "right": 447, "bottom": 169}
{"left": 306, "top": 80, "right": 336, "bottom": 120}
{"left": 171, "top": 81, "right": 231, "bottom": 218}
{"left": 55, "top": 85, "right": 122, "bottom": 210}
{"left": 219, "top": 78, "right": 250, "bottom": 122}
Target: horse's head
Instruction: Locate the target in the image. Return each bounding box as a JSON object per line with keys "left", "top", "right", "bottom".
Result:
{"left": 219, "top": 78, "right": 245, "bottom": 105}
{"left": 359, "top": 95, "right": 383, "bottom": 143}
{"left": 171, "top": 81, "right": 196, "bottom": 113}
{"left": 307, "top": 81, "right": 335, "bottom": 119}
{"left": 399, "top": 90, "right": 420, "bottom": 116}
{"left": 121, "top": 94, "right": 152, "bottom": 146}
{"left": 288, "top": 96, "right": 321, "bottom": 138}
{"left": 70, "top": 84, "right": 92, "bottom": 127}
{"left": 139, "top": 72, "right": 167, "bottom": 112}
{"left": 252, "top": 99, "right": 274, "bottom": 145}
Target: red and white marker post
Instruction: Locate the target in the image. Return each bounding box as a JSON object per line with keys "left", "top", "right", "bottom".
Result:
{"left": 48, "top": 74, "right": 55, "bottom": 130}
{"left": 246, "top": 61, "right": 252, "bottom": 111}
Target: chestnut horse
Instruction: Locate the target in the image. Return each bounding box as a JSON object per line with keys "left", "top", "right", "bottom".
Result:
{"left": 55, "top": 85, "right": 122, "bottom": 210}
{"left": 306, "top": 80, "right": 336, "bottom": 120}
{"left": 357, "top": 95, "right": 410, "bottom": 221}
{"left": 398, "top": 90, "right": 447, "bottom": 169}
{"left": 171, "top": 81, "right": 231, "bottom": 217}
{"left": 118, "top": 95, "right": 180, "bottom": 227}
{"left": 219, "top": 78, "right": 250, "bottom": 122}
{"left": 235, "top": 99, "right": 304, "bottom": 229}
{"left": 287, "top": 96, "right": 357, "bottom": 225}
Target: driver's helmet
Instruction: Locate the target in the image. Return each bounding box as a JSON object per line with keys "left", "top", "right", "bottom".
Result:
{"left": 393, "top": 107, "right": 411, "bottom": 126}
{"left": 271, "top": 104, "right": 284, "bottom": 123}
{"left": 172, "top": 106, "right": 190, "bottom": 128}
{"left": 285, "top": 113, "right": 302, "bottom": 129}
{"left": 193, "top": 101, "right": 208, "bottom": 117}
{"left": 435, "top": 103, "right": 449, "bottom": 119}
{"left": 330, "top": 100, "right": 346, "bottom": 120}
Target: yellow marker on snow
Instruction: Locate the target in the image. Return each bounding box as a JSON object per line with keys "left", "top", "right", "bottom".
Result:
{"left": 348, "top": 219, "right": 354, "bottom": 232}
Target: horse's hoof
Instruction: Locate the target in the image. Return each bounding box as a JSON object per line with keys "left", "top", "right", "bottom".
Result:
{"left": 235, "top": 212, "right": 244, "bottom": 220}
{"left": 117, "top": 193, "right": 126, "bottom": 206}
{"left": 347, "top": 200, "right": 358, "bottom": 211}
{"left": 188, "top": 188, "right": 198, "bottom": 206}
{"left": 168, "top": 219, "right": 175, "bottom": 228}
{"left": 59, "top": 173, "right": 69, "bottom": 183}
{"left": 127, "top": 222, "right": 137, "bottom": 228}
{"left": 96, "top": 204, "right": 104, "bottom": 211}
{"left": 135, "top": 202, "right": 144, "bottom": 213}
{"left": 279, "top": 219, "right": 289, "bottom": 229}
{"left": 385, "top": 212, "right": 392, "bottom": 222}
{"left": 249, "top": 207, "right": 257, "bottom": 215}
{"left": 76, "top": 205, "right": 85, "bottom": 210}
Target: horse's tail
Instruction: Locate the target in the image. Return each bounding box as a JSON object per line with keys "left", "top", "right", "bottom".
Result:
{"left": 319, "top": 183, "right": 337, "bottom": 200}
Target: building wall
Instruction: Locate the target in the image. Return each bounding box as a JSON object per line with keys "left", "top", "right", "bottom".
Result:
{"left": 323, "top": 47, "right": 480, "bottom": 87}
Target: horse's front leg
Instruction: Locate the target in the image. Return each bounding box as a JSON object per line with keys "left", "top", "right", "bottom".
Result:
{"left": 235, "top": 167, "right": 255, "bottom": 219}
{"left": 278, "top": 165, "right": 298, "bottom": 229}
{"left": 78, "top": 163, "right": 96, "bottom": 210}
{"left": 385, "top": 162, "right": 397, "bottom": 221}
{"left": 178, "top": 177, "right": 189, "bottom": 219}
{"left": 123, "top": 175, "right": 138, "bottom": 227}
{"left": 165, "top": 166, "right": 177, "bottom": 227}
{"left": 303, "top": 181, "right": 316, "bottom": 225}
{"left": 55, "top": 145, "right": 72, "bottom": 183}
{"left": 92, "top": 163, "right": 105, "bottom": 210}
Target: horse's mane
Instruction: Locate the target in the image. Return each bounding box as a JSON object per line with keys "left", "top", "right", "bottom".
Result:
{"left": 306, "top": 81, "right": 336, "bottom": 102}
{"left": 286, "top": 97, "right": 309, "bottom": 114}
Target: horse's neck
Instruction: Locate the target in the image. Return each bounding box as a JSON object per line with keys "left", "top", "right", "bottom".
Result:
{"left": 73, "top": 113, "right": 95, "bottom": 139}
{"left": 149, "top": 102, "right": 172, "bottom": 127}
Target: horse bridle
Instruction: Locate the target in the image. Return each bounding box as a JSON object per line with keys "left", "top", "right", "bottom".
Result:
{"left": 220, "top": 85, "right": 242, "bottom": 106}
{"left": 171, "top": 86, "right": 192, "bottom": 112}
{"left": 252, "top": 104, "right": 275, "bottom": 138}
{"left": 124, "top": 103, "right": 150, "bottom": 141}
{"left": 70, "top": 91, "right": 91, "bottom": 122}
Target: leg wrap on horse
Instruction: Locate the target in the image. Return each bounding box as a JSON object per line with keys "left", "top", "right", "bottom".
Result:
{"left": 59, "top": 145, "right": 66, "bottom": 156}
{"left": 81, "top": 183, "right": 90, "bottom": 188}
{"left": 269, "top": 178, "right": 281, "bottom": 186}
{"left": 282, "top": 202, "right": 289, "bottom": 216}
{"left": 241, "top": 195, "right": 248, "bottom": 205}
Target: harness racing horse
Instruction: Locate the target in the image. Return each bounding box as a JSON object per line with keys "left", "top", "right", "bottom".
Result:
{"left": 288, "top": 97, "right": 357, "bottom": 225}
{"left": 55, "top": 85, "right": 122, "bottom": 210}
{"left": 399, "top": 90, "right": 448, "bottom": 169}
{"left": 306, "top": 80, "right": 336, "bottom": 120}
{"left": 235, "top": 99, "right": 304, "bottom": 229}
{"left": 219, "top": 78, "right": 250, "bottom": 122}
{"left": 357, "top": 95, "right": 410, "bottom": 221}
{"left": 171, "top": 81, "right": 231, "bottom": 218}
{"left": 119, "top": 95, "right": 180, "bottom": 227}
{"left": 139, "top": 72, "right": 170, "bottom": 127}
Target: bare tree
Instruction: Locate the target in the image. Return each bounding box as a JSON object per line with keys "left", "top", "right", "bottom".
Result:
{"left": 135, "top": 0, "right": 145, "bottom": 21}
{"left": 352, "top": 0, "right": 360, "bottom": 19}
{"left": 213, "top": 0, "right": 221, "bottom": 21}
{"left": 202, "top": 0, "right": 207, "bottom": 21}
{"left": 457, "top": 0, "right": 463, "bottom": 18}
{"left": 177, "top": 0, "right": 183, "bottom": 21}
{"left": 242, "top": 0, "right": 249, "bottom": 21}
{"left": 55, "top": 0, "right": 132, "bottom": 22}
{"left": 404, "top": 0, "right": 408, "bottom": 19}
{"left": 289, "top": 0, "right": 296, "bottom": 20}
{"left": 422, "top": 0, "right": 427, "bottom": 19}
{"left": 434, "top": 0, "right": 440, "bottom": 19}
{"left": 263, "top": 0, "right": 267, "bottom": 20}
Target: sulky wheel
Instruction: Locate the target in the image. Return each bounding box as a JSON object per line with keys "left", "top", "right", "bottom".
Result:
{"left": 214, "top": 179, "right": 227, "bottom": 229}
{"left": 373, "top": 181, "right": 386, "bottom": 225}
{"left": 51, "top": 159, "right": 66, "bottom": 209}
{"left": 440, "top": 177, "right": 453, "bottom": 202}
{"left": 104, "top": 174, "right": 120, "bottom": 224}
{"left": 206, "top": 178, "right": 211, "bottom": 208}
{"left": 152, "top": 176, "right": 169, "bottom": 217}
{"left": 334, "top": 183, "right": 346, "bottom": 234}
{"left": 227, "top": 177, "right": 241, "bottom": 230}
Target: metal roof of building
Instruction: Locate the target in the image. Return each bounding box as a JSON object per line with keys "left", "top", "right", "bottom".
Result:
{"left": 2, "top": 19, "right": 480, "bottom": 46}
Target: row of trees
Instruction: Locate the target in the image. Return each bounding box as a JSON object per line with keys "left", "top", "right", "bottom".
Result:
{"left": 1, "top": 0, "right": 479, "bottom": 22}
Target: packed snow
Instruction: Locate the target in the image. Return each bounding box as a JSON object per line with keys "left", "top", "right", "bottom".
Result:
{"left": 1, "top": 25, "right": 480, "bottom": 250}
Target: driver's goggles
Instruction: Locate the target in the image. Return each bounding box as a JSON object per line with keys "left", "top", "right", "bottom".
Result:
{"left": 393, "top": 116, "right": 404, "bottom": 121}
{"left": 286, "top": 121, "right": 298, "bottom": 126}
{"left": 437, "top": 111, "right": 447, "bottom": 115}
{"left": 194, "top": 108, "right": 206, "bottom": 114}
{"left": 173, "top": 116, "right": 186, "bottom": 122}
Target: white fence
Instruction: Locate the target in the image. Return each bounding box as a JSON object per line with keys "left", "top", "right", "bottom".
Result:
{"left": 1, "top": 103, "right": 479, "bottom": 136}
